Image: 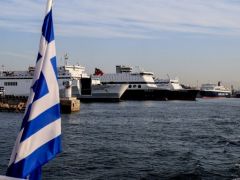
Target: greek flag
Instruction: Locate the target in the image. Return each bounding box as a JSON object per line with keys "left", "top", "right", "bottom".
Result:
{"left": 6, "top": 0, "right": 61, "bottom": 179}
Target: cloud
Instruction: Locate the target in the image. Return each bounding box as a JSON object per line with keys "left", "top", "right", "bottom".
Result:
{"left": 0, "top": 0, "right": 240, "bottom": 38}
{"left": 0, "top": 51, "right": 34, "bottom": 59}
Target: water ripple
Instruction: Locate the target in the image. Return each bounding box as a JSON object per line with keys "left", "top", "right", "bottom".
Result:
{"left": 0, "top": 99, "right": 240, "bottom": 179}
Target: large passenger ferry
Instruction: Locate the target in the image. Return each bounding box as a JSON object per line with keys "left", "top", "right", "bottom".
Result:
{"left": 92, "top": 65, "right": 169, "bottom": 100}
{"left": 0, "top": 65, "right": 86, "bottom": 97}
{"left": 199, "top": 82, "right": 231, "bottom": 98}
{"left": 0, "top": 58, "right": 128, "bottom": 101}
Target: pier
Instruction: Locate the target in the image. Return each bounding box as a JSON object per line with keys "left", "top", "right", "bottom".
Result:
{"left": 0, "top": 95, "right": 80, "bottom": 113}
{"left": 60, "top": 80, "right": 80, "bottom": 113}
{"left": 60, "top": 97, "right": 80, "bottom": 114}
{"left": 0, "top": 96, "right": 27, "bottom": 112}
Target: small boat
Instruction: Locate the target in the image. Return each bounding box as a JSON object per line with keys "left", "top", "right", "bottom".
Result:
{"left": 199, "top": 82, "right": 231, "bottom": 98}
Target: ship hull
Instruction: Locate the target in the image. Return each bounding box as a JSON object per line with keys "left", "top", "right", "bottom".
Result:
{"left": 199, "top": 91, "right": 231, "bottom": 98}
{"left": 121, "top": 89, "right": 168, "bottom": 101}
{"left": 121, "top": 89, "right": 199, "bottom": 101}
{"left": 236, "top": 94, "right": 240, "bottom": 98}
{"left": 78, "top": 97, "right": 121, "bottom": 102}
{"left": 167, "top": 89, "right": 199, "bottom": 101}
{"left": 78, "top": 84, "right": 128, "bottom": 102}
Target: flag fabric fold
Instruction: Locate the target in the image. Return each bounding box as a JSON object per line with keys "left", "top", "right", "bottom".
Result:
{"left": 6, "top": 0, "right": 61, "bottom": 179}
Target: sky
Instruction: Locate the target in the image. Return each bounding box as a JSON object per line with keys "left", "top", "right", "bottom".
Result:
{"left": 0, "top": 0, "right": 240, "bottom": 88}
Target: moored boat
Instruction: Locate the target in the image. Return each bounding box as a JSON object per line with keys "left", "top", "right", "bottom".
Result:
{"left": 92, "top": 65, "right": 169, "bottom": 101}
{"left": 0, "top": 64, "right": 87, "bottom": 97}
{"left": 155, "top": 78, "right": 199, "bottom": 101}
{"left": 0, "top": 57, "right": 128, "bottom": 102}
{"left": 199, "top": 82, "right": 231, "bottom": 98}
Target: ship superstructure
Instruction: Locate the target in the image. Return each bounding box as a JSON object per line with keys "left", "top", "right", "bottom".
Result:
{"left": 155, "top": 78, "right": 183, "bottom": 90}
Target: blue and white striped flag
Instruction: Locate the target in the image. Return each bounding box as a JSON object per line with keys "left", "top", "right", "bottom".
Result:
{"left": 6, "top": 0, "right": 61, "bottom": 179}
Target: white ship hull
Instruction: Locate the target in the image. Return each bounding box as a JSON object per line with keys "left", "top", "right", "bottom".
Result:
{"left": 78, "top": 84, "right": 128, "bottom": 102}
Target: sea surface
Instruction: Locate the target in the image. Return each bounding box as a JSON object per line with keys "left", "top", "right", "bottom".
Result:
{"left": 1, "top": 99, "right": 240, "bottom": 180}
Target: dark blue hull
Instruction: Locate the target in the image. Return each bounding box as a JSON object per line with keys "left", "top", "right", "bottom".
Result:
{"left": 121, "top": 89, "right": 169, "bottom": 101}
{"left": 121, "top": 89, "right": 199, "bottom": 101}
{"left": 236, "top": 94, "right": 240, "bottom": 98}
{"left": 167, "top": 89, "right": 199, "bottom": 101}
{"left": 199, "top": 91, "right": 231, "bottom": 98}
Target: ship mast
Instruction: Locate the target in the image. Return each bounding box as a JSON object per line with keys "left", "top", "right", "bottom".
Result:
{"left": 0, "top": 65, "right": 5, "bottom": 76}
{"left": 64, "top": 53, "right": 69, "bottom": 66}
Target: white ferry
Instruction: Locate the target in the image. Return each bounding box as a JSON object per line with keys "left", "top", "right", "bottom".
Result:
{"left": 0, "top": 59, "right": 128, "bottom": 102}
{"left": 0, "top": 65, "right": 86, "bottom": 96}
{"left": 155, "top": 78, "right": 199, "bottom": 100}
{"left": 200, "top": 82, "right": 231, "bottom": 98}
{"left": 92, "top": 65, "right": 169, "bottom": 100}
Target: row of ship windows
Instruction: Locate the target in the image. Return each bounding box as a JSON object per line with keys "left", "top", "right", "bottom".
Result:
{"left": 4, "top": 82, "right": 18, "bottom": 86}
{"left": 3, "top": 82, "right": 142, "bottom": 88}
{"left": 129, "top": 85, "right": 141, "bottom": 89}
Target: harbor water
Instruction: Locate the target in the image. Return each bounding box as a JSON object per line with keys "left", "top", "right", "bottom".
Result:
{"left": 1, "top": 99, "right": 240, "bottom": 179}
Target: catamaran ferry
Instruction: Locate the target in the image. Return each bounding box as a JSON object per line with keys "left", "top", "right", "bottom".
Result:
{"left": 93, "top": 65, "right": 169, "bottom": 100}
